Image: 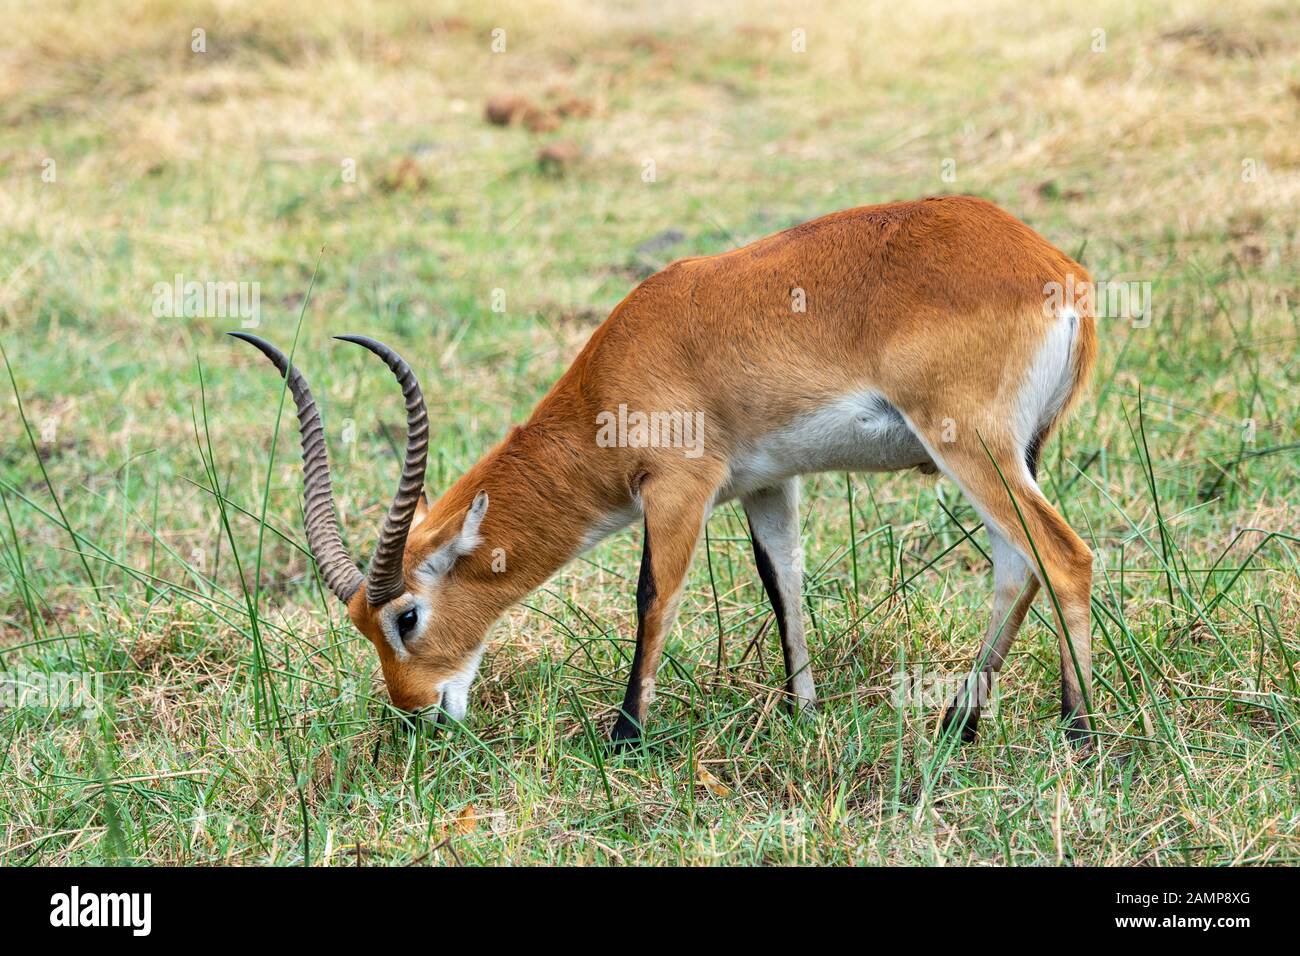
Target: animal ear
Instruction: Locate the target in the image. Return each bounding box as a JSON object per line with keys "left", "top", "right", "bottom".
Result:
{"left": 412, "top": 491, "right": 431, "bottom": 529}
{"left": 416, "top": 491, "right": 489, "bottom": 582}
{"left": 460, "top": 490, "right": 488, "bottom": 544}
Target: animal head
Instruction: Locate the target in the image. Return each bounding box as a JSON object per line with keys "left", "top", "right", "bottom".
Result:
{"left": 230, "top": 332, "right": 492, "bottom": 719}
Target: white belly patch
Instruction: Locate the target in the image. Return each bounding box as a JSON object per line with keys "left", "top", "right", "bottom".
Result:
{"left": 720, "top": 392, "right": 931, "bottom": 501}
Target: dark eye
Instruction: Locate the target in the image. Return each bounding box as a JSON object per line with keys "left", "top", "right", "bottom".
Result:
{"left": 395, "top": 608, "right": 419, "bottom": 640}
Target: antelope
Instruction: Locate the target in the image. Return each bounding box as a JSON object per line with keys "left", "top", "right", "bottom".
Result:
{"left": 231, "top": 195, "right": 1097, "bottom": 749}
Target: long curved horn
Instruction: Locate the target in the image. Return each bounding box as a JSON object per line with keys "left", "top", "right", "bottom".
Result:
{"left": 228, "top": 333, "right": 364, "bottom": 603}
{"left": 335, "top": 335, "right": 429, "bottom": 607}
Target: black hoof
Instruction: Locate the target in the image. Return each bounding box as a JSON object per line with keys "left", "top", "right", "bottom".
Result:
{"left": 941, "top": 703, "right": 980, "bottom": 743}
{"left": 609, "top": 714, "right": 642, "bottom": 751}
{"left": 783, "top": 691, "right": 818, "bottom": 718}
{"left": 1064, "top": 714, "right": 1094, "bottom": 753}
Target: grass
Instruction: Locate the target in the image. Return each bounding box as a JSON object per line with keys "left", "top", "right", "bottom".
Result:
{"left": 1, "top": 0, "right": 1298, "bottom": 864}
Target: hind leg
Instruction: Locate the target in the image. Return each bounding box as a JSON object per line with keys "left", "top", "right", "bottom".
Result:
{"left": 941, "top": 526, "right": 1040, "bottom": 741}
{"left": 919, "top": 428, "right": 1094, "bottom": 747}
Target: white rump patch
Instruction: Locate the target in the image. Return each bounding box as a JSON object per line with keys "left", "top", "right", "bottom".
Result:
{"left": 1015, "top": 309, "right": 1078, "bottom": 456}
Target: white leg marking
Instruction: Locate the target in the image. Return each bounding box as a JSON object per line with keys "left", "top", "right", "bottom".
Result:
{"left": 743, "top": 478, "right": 816, "bottom": 708}
{"left": 973, "top": 527, "right": 1034, "bottom": 674}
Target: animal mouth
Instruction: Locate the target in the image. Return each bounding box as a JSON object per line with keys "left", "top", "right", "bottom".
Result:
{"left": 397, "top": 699, "right": 450, "bottom": 726}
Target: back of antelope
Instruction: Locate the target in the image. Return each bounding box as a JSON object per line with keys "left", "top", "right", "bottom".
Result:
{"left": 232, "top": 195, "right": 1098, "bottom": 751}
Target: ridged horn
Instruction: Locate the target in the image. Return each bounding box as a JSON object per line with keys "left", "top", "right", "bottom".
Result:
{"left": 334, "top": 335, "right": 429, "bottom": 607}
{"left": 228, "top": 332, "right": 364, "bottom": 603}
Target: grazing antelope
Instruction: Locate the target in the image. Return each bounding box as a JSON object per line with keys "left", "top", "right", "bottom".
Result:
{"left": 231, "top": 195, "right": 1097, "bottom": 748}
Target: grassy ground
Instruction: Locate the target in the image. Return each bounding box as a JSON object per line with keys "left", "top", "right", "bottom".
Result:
{"left": 1, "top": 0, "right": 1298, "bottom": 865}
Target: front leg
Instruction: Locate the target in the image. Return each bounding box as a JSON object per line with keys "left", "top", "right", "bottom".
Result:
{"left": 610, "top": 470, "right": 719, "bottom": 746}
{"left": 742, "top": 479, "right": 816, "bottom": 711}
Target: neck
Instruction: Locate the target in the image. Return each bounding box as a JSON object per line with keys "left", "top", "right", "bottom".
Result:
{"left": 428, "top": 386, "right": 622, "bottom": 615}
